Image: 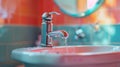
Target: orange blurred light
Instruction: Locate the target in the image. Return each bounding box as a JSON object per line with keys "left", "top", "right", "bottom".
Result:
{"left": 106, "top": 0, "right": 117, "bottom": 7}
{"left": 0, "top": 18, "right": 4, "bottom": 27}
{"left": 90, "top": 6, "right": 116, "bottom": 25}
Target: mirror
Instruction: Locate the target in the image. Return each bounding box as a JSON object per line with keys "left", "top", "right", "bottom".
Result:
{"left": 54, "top": 0, "right": 104, "bottom": 17}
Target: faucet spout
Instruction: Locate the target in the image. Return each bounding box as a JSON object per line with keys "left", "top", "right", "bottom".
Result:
{"left": 48, "top": 30, "right": 69, "bottom": 39}
{"left": 47, "top": 30, "right": 69, "bottom": 46}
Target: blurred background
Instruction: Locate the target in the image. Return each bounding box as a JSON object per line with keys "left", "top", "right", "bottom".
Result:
{"left": 0, "top": 0, "right": 120, "bottom": 67}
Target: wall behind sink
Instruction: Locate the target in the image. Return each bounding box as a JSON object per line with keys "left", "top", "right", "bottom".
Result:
{"left": 54, "top": 24, "right": 120, "bottom": 46}
{"left": 0, "top": 0, "right": 41, "bottom": 66}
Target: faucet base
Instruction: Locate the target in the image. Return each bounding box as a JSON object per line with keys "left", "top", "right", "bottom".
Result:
{"left": 40, "top": 43, "right": 53, "bottom": 47}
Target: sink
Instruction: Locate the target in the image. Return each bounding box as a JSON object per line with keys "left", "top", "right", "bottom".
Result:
{"left": 11, "top": 45, "right": 120, "bottom": 67}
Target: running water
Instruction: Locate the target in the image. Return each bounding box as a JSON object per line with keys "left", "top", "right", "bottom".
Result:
{"left": 63, "top": 37, "right": 69, "bottom": 54}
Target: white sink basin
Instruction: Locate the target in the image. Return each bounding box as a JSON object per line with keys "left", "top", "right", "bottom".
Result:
{"left": 11, "top": 45, "right": 120, "bottom": 67}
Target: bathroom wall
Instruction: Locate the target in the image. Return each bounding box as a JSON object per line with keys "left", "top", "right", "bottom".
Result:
{"left": 0, "top": 0, "right": 120, "bottom": 67}
{"left": 0, "top": 0, "right": 119, "bottom": 26}
{"left": 0, "top": 0, "right": 40, "bottom": 26}
{"left": 55, "top": 24, "right": 120, "bottom": 46}
{"left": 0, "top": 0, "right": 41, "bottom": 66}
{"left": 2, "top": 0, "right": 118, "bottom": 26}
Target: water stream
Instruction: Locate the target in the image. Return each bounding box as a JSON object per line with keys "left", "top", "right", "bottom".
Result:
{"left": 63, "top": 38, "right": 69, "bottom": 54}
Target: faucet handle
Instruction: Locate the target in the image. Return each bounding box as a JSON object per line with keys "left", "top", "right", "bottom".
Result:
{"left": 75, "top": 28, "right": 85, "bottom": 40}
{"left": 60, "top": 30, "right": 69, "bottom": 39}
{"left": 42, "top": 11, "right": 60, "bottom": 21}
{"left": 49, "top": 12, "right": 60, "bottom": 15}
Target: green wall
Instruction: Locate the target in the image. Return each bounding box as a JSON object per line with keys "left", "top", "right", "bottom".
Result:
{"left": 55, "top": 24, "right": 120, "bottom": 46}
{"left": 0, "top": 25, "right": 40, "bottom": 67}
{"left": 0, "top": 24, "right": 120, "bottom": 67}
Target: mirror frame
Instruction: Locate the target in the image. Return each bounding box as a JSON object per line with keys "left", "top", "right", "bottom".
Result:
{"left": 54, "top": 0, "right": 105, "bottom": 17}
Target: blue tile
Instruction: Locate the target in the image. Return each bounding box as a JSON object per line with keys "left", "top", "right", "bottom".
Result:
{"left": 54, "top": 25, "right": 92, "bottom": 45}
{"left": 12, "top": 26, "right": 40, "bottom": 42}
{"left": 0, "top": 45, "right": 6, "bottom": 62}
{"left": 91, "top": 25, "right": 112, "bottom": 45}
{"left": 0, "top": 26, "right": 14, "bottom": 43}
{"left": 110, "top": 25, "right": 120, "bottom": 43}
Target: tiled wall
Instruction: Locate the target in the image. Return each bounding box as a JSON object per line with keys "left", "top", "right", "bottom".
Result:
{"left": 0, "top": 25, "right": 40, "bottom": 66}
{"left": 55, "top": 24, "right": 120, "bottom": 46}
{"left": 0, "top": 0, "right": 41, "bottom": 26}
{"left": 0, "top": 24, "right": 120, "bottom": 66}
{"left": 0, "top": 0, "right": 41, "bottom": 66}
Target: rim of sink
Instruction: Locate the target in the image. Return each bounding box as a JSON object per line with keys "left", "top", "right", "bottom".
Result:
{"left": 11, "top": 45, "right": 120, "bottom": 65}
{"left": 12, "top": 45, "right": 120, "bottom": 56}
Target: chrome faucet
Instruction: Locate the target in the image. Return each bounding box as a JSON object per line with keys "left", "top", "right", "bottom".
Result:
{"left": 75, "top": 27, "right": 85, "bottom": 40}
{"left": 40, "top": 12, "right": 69, "bottom": 47}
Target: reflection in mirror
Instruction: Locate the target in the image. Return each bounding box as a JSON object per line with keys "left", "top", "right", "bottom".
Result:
{"left": 54, "top": 0, "right": 104, "bottom": 17}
